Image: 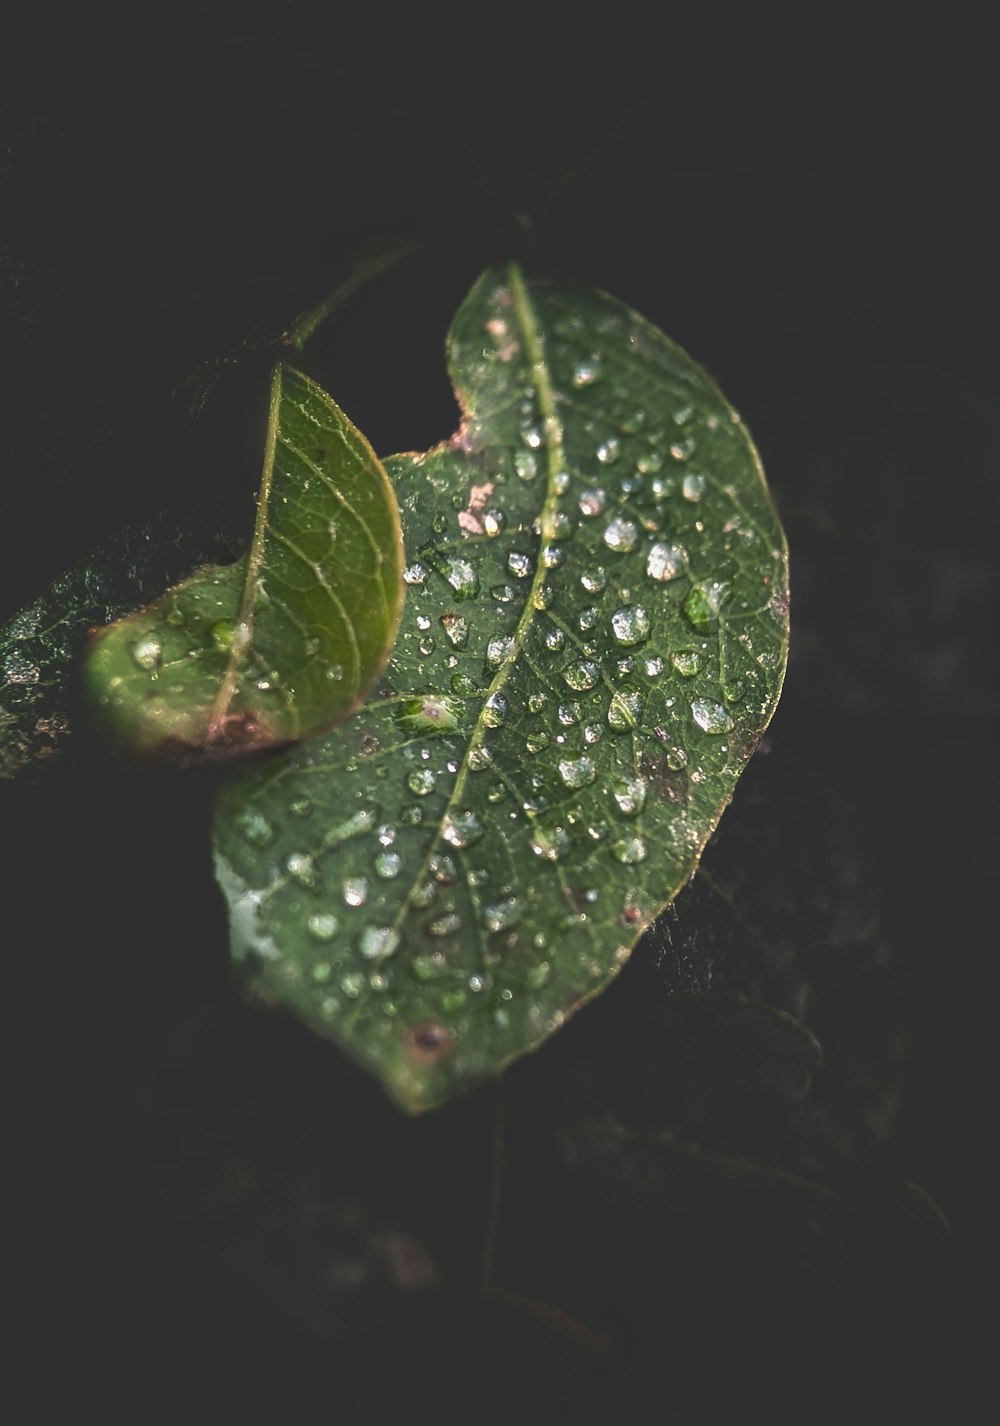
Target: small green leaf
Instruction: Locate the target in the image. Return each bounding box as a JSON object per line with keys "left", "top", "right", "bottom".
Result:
{"left": 213, "top": 264, "right": 789, "bottom": 1113}
{"left": 83, "top": 364, "right": 404, "bottom": 760}
{"left": 0, "top": 519, "right": 241, "bottom": 779}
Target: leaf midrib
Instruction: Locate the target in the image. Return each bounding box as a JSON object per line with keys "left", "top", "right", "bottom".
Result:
{"left": 387, "top": 264, "right": 568, "bottom": 947}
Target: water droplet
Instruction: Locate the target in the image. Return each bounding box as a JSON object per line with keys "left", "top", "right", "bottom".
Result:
{"left": 578, "top": 488, "right": 607, "bottom": 517}
{"left": 583, "top": 723, "right": 603, "bottom": 745}
{"left": 528, "top": 692, "right": 547, "bottom": 714}
{"left": 722, "top": 679, "right": 745, "bottom": 704}
{"left": 467, "top": 745, "right": 493, "bottom": 771}
{"left": 307, "top": 913, "right": 338, "bottom": 941}
{"left": 526, "top": 731, "right": 551, "bottom": 755}
{"left": 491, "top": 584, "right": 516, "bottom": 603}
{"left": 486, "top": 635, "right": 514, "bottom": 668}
{"left": 557, "top": 702, "right": 581, "bottom": 726}
{"left": 682, "top": 472, "right": 707, "bottom": 501}
{"left": 507, "top": 551, "right": 533, "bottom": 578}
{"left": 237, "top": 809, "right": 273, "bottom": 845}
{"left": 671, "top": 436, "right": 695, "bottom": 461}
{"left": 578, "top": 607, "right": 600, "bottom": 633}
{"left": 611, "top": 836, "right": 648, "bottom": 864}
{"left": 573, "top": 357, "right": 603, "bottom": 386}
{"left": 210, "top": 619, "right": 235, "bottom": 650}
{"left": 514, "top": 450, "right": 537, "bottom": 481}
{"left": 646, "top": 542, "right": 686, "bottom": 581}
{"left": 287, "top": 852, "right": 319, "bottom": 889}
{"left": 340, "top": 971, "right": 364, "bottom": 998}
{"left": 558, "top": 755, "right": 596, "bottom": 789}
{"left": 637, "top": 449, "right": 664, "bottom": 474}
{"left": 666, "top": 746, "right": 689, "bottom": 770}
{"left": 580, "top": 567, "right": 608, "bottom": 594}
{"left": 343, "top": 877, "right": 368, "bottom": 907}
{"left": 684, "top": 581, "right": 728, "bottom": 633}
{"left": 544, "top": 628, "right": 566, "bottom": 652}
{"left": 131, "top": 636, "right": 162, "bottom": 671}
{"left": 483, "top": 509, "right": 505, "bottom": 536}
{"left": 608, "top": 691, "right": 644, "bottom": 730}
{"left": 670, "top": 648, "right": 701, "bottom": 677}
{"left": 562, "top": 660, "right": 600, "bottom": 691}
{"left": 398, "top": 695, "right": 463, "bottom": 734}
{"left": 439, "top": 613, "right": 469, "bottom": 648}
{"left": 408, "top": 767, "right": 437, "bottom": 796}
{"left": 526, "top": 961, "right": 551, "bottom": 988}
{"left": 359, "top": 926, "right": 399, "bottom": 960}
{"left": 375, "top": 851, "right": 402, "bottom": 879}
{"left": 403, "top": 562, "right": 428, "bottom": 586}
{"left": 611, "top": 606, "right": 650, "bottom": 646}
{"left": 612, "top": 777, "right": 647, "bottom": 817}
{"left": 484, "top": 897, "right": 521, "bottom": 932}
{"left": 691, "top": 699, "right": 734, "bottom": 733}
{"left": 603, "top": 517, "right": 639, "bottom": 552}
{"left": 531, "top": 826, "right": 570, "bottom": 860}
{"left": 645, "top": 657, "right": 663, "bottom": 677}
{"left": 442, "top": 810, "right": 484, "bottom": 848}
{"left": 541, "top": 544, "right": 565, "bottom": 568}
{"left": 483, "top": 693, "right": 507, "bottom": 727}
{"left": 444, "top": 558, "right": 479, "bottom": 600}
{"left": 597, "top": 437, "right": 621, "bottom": 465}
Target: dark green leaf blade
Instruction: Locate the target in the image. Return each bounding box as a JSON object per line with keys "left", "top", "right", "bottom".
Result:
{"left": 83, "top": 364, "right": 404, "bottom": 760}
{"left": 213, "top": 265, "right": 789, "bottom": 1112}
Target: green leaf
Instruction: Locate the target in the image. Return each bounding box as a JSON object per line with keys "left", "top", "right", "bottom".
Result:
{"left": 213, "top": 264, "right": 789, "bottom": 1113}
{"left": 83, "top": 364, "right": 404, "bottom": 761}
{"left": 0, "top": 518, "right": 242, "bottom": 780}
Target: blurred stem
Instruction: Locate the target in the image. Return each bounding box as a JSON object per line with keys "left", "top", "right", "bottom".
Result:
{"left": 282, "top": 237, "right": 424, "bottom": 350}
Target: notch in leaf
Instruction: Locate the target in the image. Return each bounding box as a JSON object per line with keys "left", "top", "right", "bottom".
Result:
{"left": 84, "top": 364, "right": 405, "bottom": 761}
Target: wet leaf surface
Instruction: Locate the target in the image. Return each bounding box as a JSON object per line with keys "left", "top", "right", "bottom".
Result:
{"left": 214, "top": 264, "right": 789, "bottom": 1112}
{"left": 83, "top": 364, "right": 404, "bottom": 761}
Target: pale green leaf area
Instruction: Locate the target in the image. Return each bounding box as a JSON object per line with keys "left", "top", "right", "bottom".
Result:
{"left": 84, "top": 365, "right": 404, "bottom": 761}
{"left": 214, "top": 264, "right": 789, "bottom": 1113}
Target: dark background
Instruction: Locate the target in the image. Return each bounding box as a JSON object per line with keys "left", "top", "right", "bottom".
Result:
{"left": 3, "top": 13, "right": 994, "bottom": 1423}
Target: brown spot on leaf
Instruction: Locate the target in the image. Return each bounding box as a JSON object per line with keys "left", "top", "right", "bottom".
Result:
{"left": 404, "top": 1022, "right": 454, "bottom": 1066}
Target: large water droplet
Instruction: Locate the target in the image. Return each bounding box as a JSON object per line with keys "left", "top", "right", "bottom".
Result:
{"left": 646, "top": 542, "right": 685, "bottom": 581}
{"left": 237, "top": 809, "right": 273, "bottom": 845}
{"left": 408, "top": 767, "right": 437, "bottom": 796}
{"left": 484, "top": 898, "right": 521, "bottom": 932}
{"left": 442, "top": 810, "right": 484, "bottom": 848}
{"left": 612, "top": 778, "right": 647, "bottom": 817}
{"left": 403, "top": 563, "right": 428, "bottom": 586}
{"left": 343, "top": 877, "right": 368, "bottom": 907}
{"left": 610, "top": 836, "right": 648, "bottom": 864}
{"left": 573, "top": 357, "right": 603, "bottom": 387}
{"left": 558, "top": 755, "right": 596, "bottom": 789}
{"left": 483, "top": 693, "right": 507, "bottom": 727}
{"left": 359, "top": 926, "right": 399, "bottom": 960}
{"left": 562, "top": 660, "right": 600, "bottom": 691}
{"left": 307, "top": 912, "right": 338, "bottom": 941}
{"left": 131, "top": 636, "right": 162, "bottom": 671}
{"left": 691, "top": 699, "right": 734, "bottom": 733}
{"left": 486, "top": 635, "right": 514, "bottom": 669}
{"left": 375, "top": 851, "right": 402, "bottom": 879}
{"left": 603, "top": 517, "right": 639, "bottom": 552}
{"left": 531, "top": 826, "right": 571, "bottom": 860}
{"left": 611, "top": 606, "right": 650, "bottom": 646}
{"left": 507, "top": 551, "right": 533, "bottom": 578}
{"left": 287, "top": 852, "right": 319, "bottom": 889}
{"left": 684, "top": 581, "right": 728, "bottom": 633}
{"left": 398, "top": 694, "right": 463, "bottom": 735}
{"left": 608, "top": 691, "right": 643, "bottom": 730}
{"left": 440, "top": 613, "right": 469, "bottom": 648}
{"left": 444, "top": 558, "right": 480, "bottom": 600}
{"left": 670, "top": 648, "right": 701, "bottom": 677}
